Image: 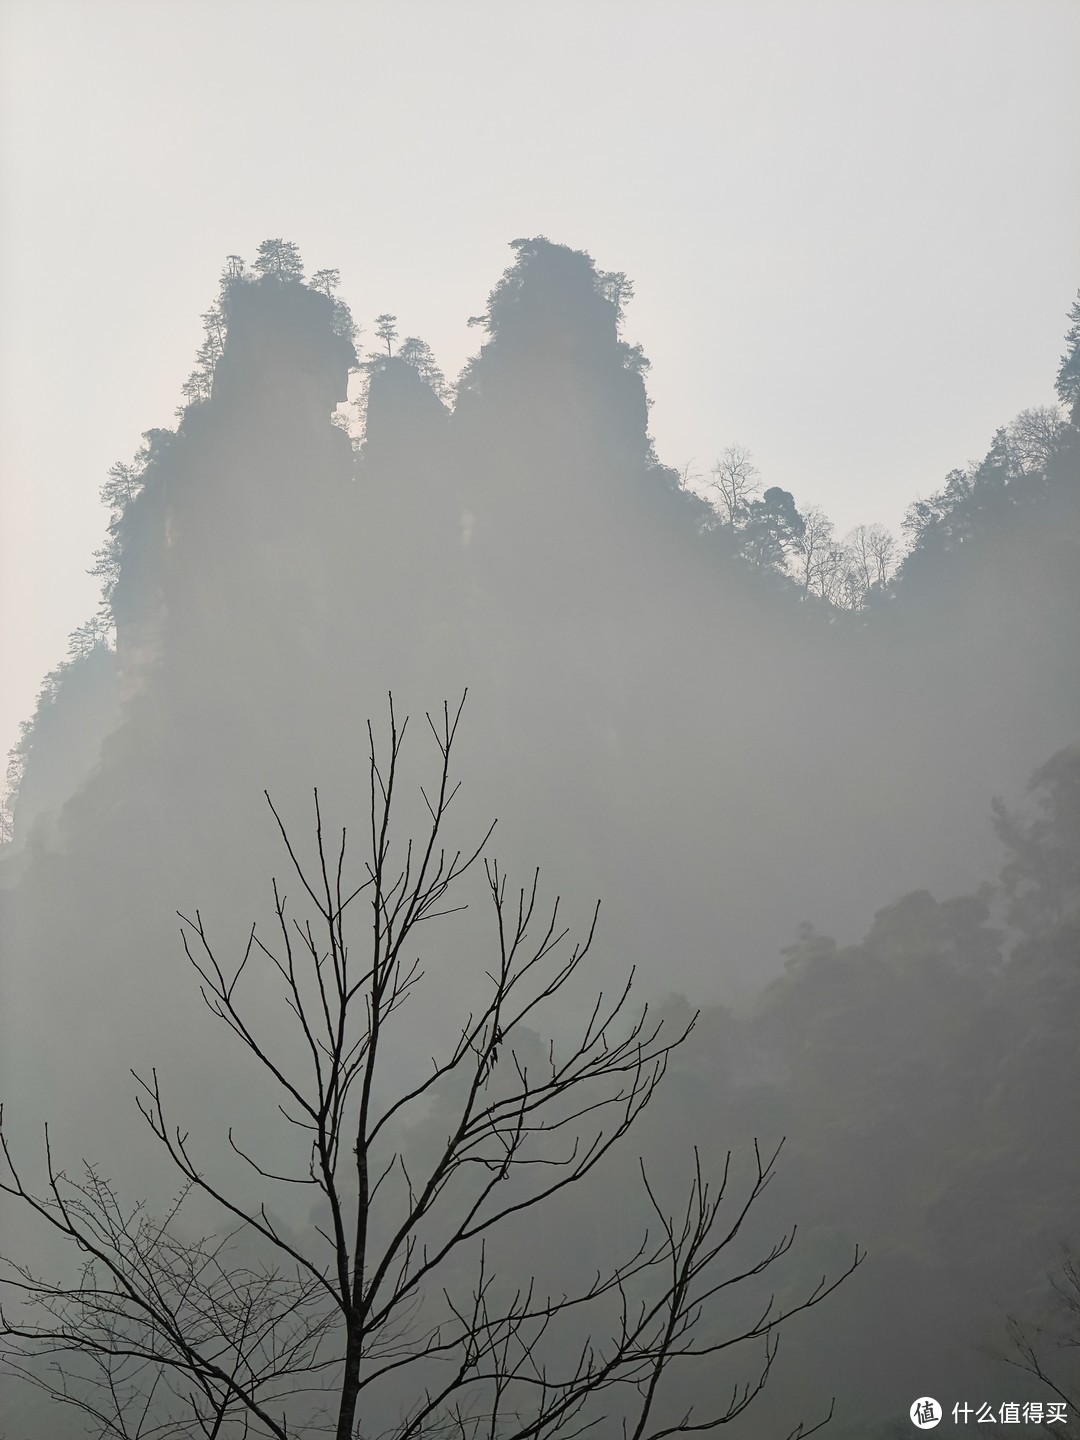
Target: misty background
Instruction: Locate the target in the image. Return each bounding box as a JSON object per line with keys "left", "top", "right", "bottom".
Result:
{"left": 2, "top": 4, "right": 1080, "bottom": 1440}
{"left": 2, "top": 0, "right": 1078, "bottom": 770}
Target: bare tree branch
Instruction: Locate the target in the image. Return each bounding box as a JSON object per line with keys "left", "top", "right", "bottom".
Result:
{"left": 2, "top": 696, "right": 858, "bottom": 1440}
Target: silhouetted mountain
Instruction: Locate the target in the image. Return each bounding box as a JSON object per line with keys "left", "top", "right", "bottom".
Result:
{"left": 2, "top": 238, "right": 1078, "bottom": 1439}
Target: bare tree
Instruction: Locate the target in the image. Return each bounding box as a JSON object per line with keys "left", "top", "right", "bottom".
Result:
{"left": 1005, "top": 406, "right": 1065, "bottom": 477}
{"left": 709, "top": 446, "right": 762, "bottom": 528}
{"left": 676, "top": 459, "right": 703, "bottom": 492}
{"left": 842, "top": 527, "right": 875, "bottom": 598}
{"left": 1, "top": 698, "right": 859, "bottom": 1440}
{"left": 865, "top": 524, "right": 897, "bottom": 589}
{"left": 1000, "top": 1245, "right": 1080, "bottom": 1439}
{"left": 788, "top": 507, "right": 835, "bottom": 596}
{"left": 835, "top": 524, "right": 898, "bottom": 609}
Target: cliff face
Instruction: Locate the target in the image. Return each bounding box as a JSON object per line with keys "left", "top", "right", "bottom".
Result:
{"left": 6, "top": 239, "right": 1077, "bottom": 988}
{"left": 164, "top": 278, "right": 355, "bottom": 671}
{"left": 0, "top": 271, "right": 372, "bottom": 1233}
{"left": 2, "top": 237, "right": 1079, "bottom": 1440}
{"left": 453, "top": 240, "right": 655, "bottom": 617}
{"left": 6, "top": 646, "right": 118, "bottom": 850}
{"left": 101, "top": 279, "right": 358, "bottom": 809}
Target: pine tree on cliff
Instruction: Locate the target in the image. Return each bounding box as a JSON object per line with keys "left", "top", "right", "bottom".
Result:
{"left": 1056, "top": 290, "right": 1080, "bottom": 421}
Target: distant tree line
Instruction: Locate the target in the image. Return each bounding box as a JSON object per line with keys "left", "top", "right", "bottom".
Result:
{"left": 700, "top": 445, "right": 898, "bottom": 609}
{"left": 694, "top": 285, "right": 1079, "bottom": 614}
{"left": 700, "top": 393, "right": 1069, "bottom": 613}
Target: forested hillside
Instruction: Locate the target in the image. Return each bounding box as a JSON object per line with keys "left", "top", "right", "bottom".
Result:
{"left": 2, "top": 239, "right": 1077, "bottom": 1437}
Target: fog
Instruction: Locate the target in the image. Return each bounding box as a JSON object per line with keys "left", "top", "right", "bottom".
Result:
{"left": 2, "top": 7, "right": 1079, "bottom": 1440}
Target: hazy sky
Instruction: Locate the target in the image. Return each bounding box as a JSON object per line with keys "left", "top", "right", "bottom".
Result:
{"left": 2, "top": 0, "right": 1078, "bottom": 773}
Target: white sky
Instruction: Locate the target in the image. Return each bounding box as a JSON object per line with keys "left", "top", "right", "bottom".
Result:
{"left": 2, "top": 0, "right": 1078, "bottom": 771}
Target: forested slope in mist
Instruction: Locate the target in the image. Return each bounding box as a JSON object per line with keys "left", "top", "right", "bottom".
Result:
{"left": 2, "top": 239, "right": 1078, "bottom": 1437}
